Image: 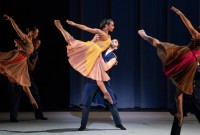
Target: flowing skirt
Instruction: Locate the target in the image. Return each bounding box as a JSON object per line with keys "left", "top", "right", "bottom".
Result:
{"left": 66, "top": 39, "right": 110, "bottom": 81}
{"left": 0, "top": 50, "right": 30, "bottom": 86}
{"left": 157, "top": 42, "right": 200, "bottom": 95}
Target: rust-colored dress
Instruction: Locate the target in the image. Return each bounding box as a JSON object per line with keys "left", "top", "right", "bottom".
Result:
{"left": 157, "top": 39, "right": 200, "bottom": 95}
{"left": 0, "top": 41, "right": 34, "bottom": 87}
{"left": 66, "top": 36, "right": 111, "bottom": 81}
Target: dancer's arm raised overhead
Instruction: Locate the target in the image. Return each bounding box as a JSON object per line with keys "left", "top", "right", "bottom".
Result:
{"left": 66, "top": 20, "right": 108, "bottom": 40}
{"left": 3, "top": 15, "right": 28, "bottom": 41}
{"left": 170, "top": 6, "right": 200, "bottom": 38}
{"left": 2, "top": 14, "right": 39, "bottom": 109}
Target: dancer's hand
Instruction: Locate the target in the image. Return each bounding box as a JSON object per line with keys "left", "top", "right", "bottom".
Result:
{"left": 91, "top": 34, "right": 100, "bottom": 42}
{"left": 14, "top": 39, "right": 23, "bottom": 49}
{"left": 3, "top": 14, "right": 13, "bottom": 21}
{"left": 170, "top": 6, "right": 182, "bottom": 15}
{"left": 66, "top": 20, "right": 76, "bottom": 26}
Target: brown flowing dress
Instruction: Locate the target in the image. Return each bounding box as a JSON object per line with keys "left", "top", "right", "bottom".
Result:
{"left": 157, "top": 39, "right": 200, "bottom": 95}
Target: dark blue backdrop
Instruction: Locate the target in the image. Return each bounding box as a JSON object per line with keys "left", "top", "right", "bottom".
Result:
{"left": 0, "top": 0, "right": 200, "bottom": 111}
{"left": 68, "top": 0, "right": 200, "bottom": 109}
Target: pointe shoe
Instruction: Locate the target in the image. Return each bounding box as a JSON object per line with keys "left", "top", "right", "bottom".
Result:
{"left": 104, "top": 92, "right": 113, "bottom": 104}
{"left": 54, "top": 20, "right": 63, "bottom": 29}
{"left": 32, "top": 102, "right": 39, "bottom": 110}
{"left": 31, "top": 100, "right": 39, "bottom": 110}
{"left": 138, "top": 29, "right": 149, "bottom": 40}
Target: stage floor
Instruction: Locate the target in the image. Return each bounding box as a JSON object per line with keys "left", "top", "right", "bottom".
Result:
{"left": 0, "top": 111, "right": 199, "bottom": 135}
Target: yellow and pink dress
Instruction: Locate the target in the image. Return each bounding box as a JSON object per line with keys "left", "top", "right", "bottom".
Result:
{"left": 0, "top": 40, "right": 34, "bottom": 87}
{"left": 157, "top": 39, "right": 200, "bottom": 95}
{"left": 66, "top": 36, "right": 111, "bottom": 81}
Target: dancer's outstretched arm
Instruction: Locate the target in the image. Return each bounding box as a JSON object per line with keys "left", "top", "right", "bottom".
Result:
{"left": 66, "top": 20, "right": 108, "bottom": 38}
{"left": 170, "top": 6, "right": 200, "bottom": 38}
{"left": 4, "top": 15, "right": 27, "bottom": 40}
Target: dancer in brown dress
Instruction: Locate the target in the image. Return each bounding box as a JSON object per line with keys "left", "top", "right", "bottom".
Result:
{"left": 138, "top": 6, "right": 200, "bottom": 135}
{"left": 0, "top": 15, "right": 39, "bottom": 109}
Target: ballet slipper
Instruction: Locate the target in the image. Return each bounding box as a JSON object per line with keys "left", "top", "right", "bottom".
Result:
{"left": 104, "top": 92, "right": 113, "bottom": 105}
{"left": 138, "top": 29, "right": 149, "bottom": 40}
{"left": 138, "top": 29, "right": 160, "bottom": 46}
{"left": 54, "top": 20, "right": 63, "bottom": 29}
{"left": 30, "top": 99, "right": 39, "bottom": 110}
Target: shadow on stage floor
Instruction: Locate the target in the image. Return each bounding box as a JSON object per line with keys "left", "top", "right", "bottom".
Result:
{"left": 0, "top": 111, "right": 199, "bottom": 135}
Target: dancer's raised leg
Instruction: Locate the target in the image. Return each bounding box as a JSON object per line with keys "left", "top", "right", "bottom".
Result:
{"left": 138, "top": 29, "right": 160, "bottom": 47}
{"left": 22, "top": 86, "right": 38, "bottom": 109}
{"left": 54, "top": 20, "right": 73, "bottom": 43}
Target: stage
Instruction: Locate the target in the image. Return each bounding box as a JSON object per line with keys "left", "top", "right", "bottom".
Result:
{"left": 0, "top": 111, "right": 199, "bottom": 135}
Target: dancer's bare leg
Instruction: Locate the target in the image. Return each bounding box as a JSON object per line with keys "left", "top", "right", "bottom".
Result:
{"left": 54, "top": 20, "right": 73, "bottom": 43}
{"left": 96, "top": 81, "right": 113, "bottom": 104}
{"left": 175, "top": 89, "right": 183, "bottom": 127}
{"left": 22, "top": 86, "right": 38, "bottom": 109}
{"left": 138, "top": 29, "right": 160, "bottom": 47}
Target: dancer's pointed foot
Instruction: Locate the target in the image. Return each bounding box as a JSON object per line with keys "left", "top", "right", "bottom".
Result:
{"left": 104, "top": 92, "right": 113, "bottom": 104}
{"left": 54, "top": 20, "right": 63, "bottom": 30}
{"left": 138, "top": 29, "right": 149, "bottom": 40}
{"left": 30, "top": 99, "right": 39, "bottom": 110}
{"left": 138, "top": 29, "right": 160, "bottom": 46}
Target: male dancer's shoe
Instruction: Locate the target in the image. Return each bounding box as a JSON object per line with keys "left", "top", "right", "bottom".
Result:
{"left": 78, "top": 126, "right": 86, "bottom": 131}
{"left": 116, "top": 124, "right": 126, "bottom": 130}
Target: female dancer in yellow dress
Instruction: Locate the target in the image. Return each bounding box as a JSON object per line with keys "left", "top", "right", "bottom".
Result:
{"left": 54, "top": 19, "right": 114, "bottom": 104}
{"left": 0, "top": 15, "right": 39, "bottom": 109}
{"left": 138, "top": 6, "right": 200, "bottom": 131}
